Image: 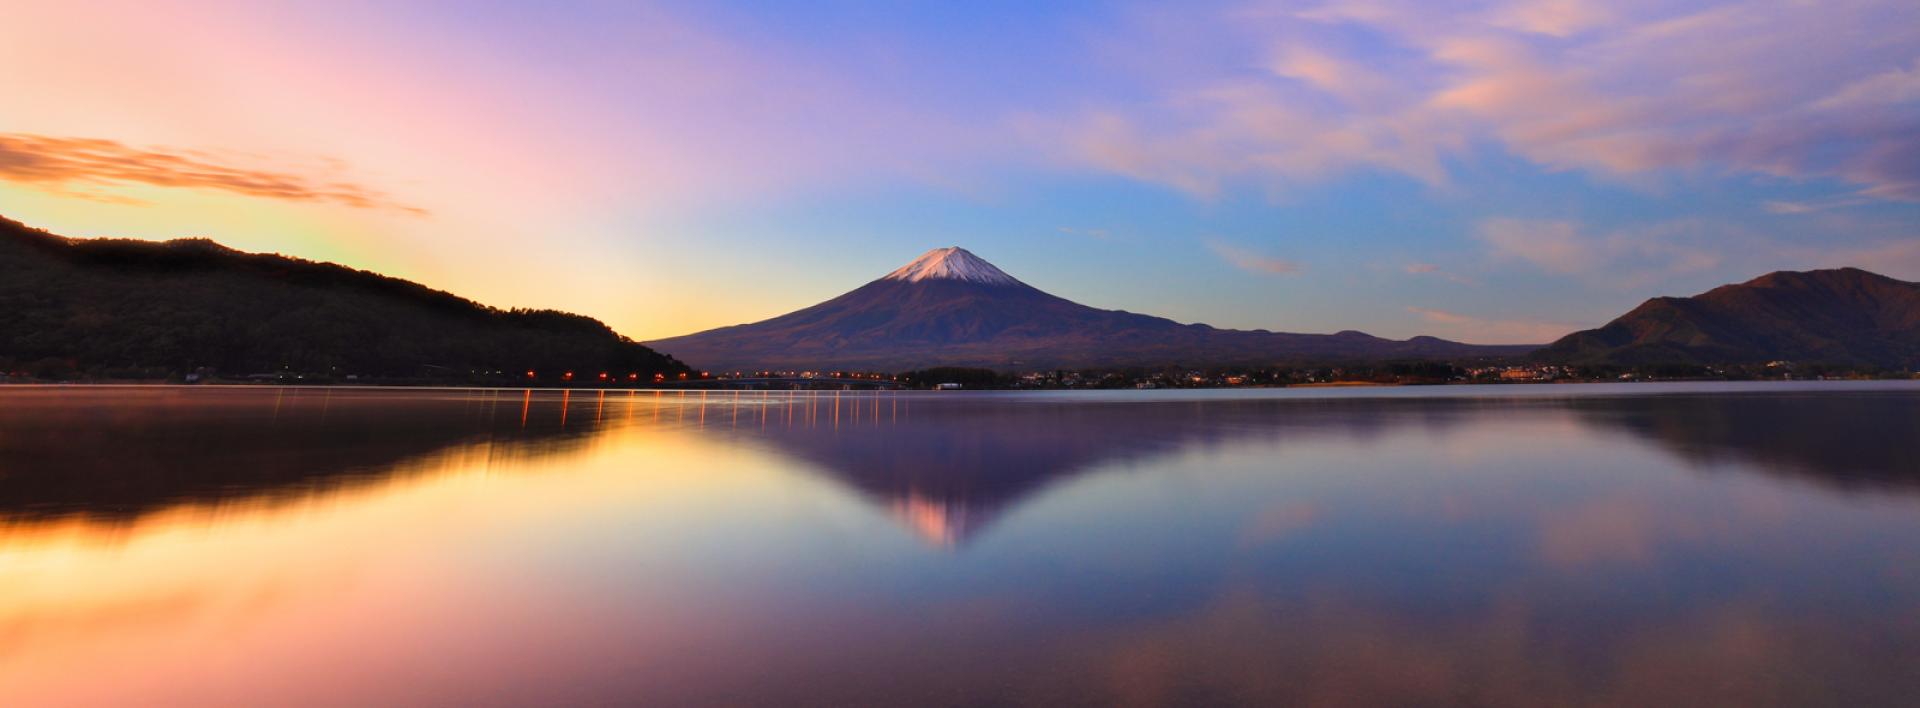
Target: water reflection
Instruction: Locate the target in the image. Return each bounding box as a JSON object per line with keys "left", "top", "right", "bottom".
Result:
{"left": 1, "top": 384, "right": 1918, "bottom": 706}
{"left": 1568, "top": 392, "right": 1920, "bottom": 490}
{"left": 713, "top": 388, "right": 1920, "bottom": 544}
{"left": 715, "top": 393, "right": 1487, "bottom": 545}
{"left": 0, "top": 387, "right": 605, "bottom": 521}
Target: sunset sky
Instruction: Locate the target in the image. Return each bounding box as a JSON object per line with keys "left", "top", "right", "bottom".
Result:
{"left": 4, "top": 0, "right": 1917, "bottom": 344}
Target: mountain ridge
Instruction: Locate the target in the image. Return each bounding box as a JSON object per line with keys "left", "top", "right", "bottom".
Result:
{"left": 0, "top": 216, "right": 688, "bottom": 381}
{"left": 1537, "top": 267, "right": 1920, "bottom": 368}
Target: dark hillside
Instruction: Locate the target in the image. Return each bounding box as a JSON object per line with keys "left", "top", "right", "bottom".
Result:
{"left": 0, "top": 216, "right": 688, "bottom": 382}
{"left": 1537, "top": 268, "right": 1920, "bottom": 368}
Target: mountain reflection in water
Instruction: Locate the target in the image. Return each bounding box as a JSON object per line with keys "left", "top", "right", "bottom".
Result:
{"left": 715, "top": 388, "right": 1920, "bottom": 544}
{"left": 1, "top": 383, "right": 1917, "bottom": 707}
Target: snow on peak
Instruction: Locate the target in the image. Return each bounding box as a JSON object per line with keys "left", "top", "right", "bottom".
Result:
{"left": 882, "top": 247, "right": 1022, "bottom": 285}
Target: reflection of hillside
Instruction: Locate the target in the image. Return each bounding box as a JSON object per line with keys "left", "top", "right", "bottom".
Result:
{"left": 1570, "top": 392, "right": 1920, "bottom": 492}
{"left": 719, "top": 394, "right": 1490, "bottom": 545}
{"left": 0, "top": 387, "right": 605, "bottom": 521}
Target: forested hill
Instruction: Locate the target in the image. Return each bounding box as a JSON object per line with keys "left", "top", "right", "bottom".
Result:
{"left": 1536, "top": 268, "right": 1920, "bottom": 369}
{"left": 0, "top": 216, "right": 689, "bottom": 382}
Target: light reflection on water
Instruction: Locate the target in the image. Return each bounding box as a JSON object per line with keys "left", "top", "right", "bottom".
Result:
{"left": 1, "top": 383, "right": 1918, "bottom": 706}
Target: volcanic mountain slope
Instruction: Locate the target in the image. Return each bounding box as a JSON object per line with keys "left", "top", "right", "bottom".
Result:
{"left": 647, "top": 247, "right": 1533, "bottom": 371}
{"left": 1536, "top": 268, "right": 1920, "bottom": 368}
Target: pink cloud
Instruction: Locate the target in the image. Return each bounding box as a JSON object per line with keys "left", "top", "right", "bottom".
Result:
{"left": 1208, "top": 240, "right": 1302, "bottom": 275}
{"left": 1763, "top": 197, "right": 1872, "bottom": 214}
{"left": 1486, "top": 0, "right": 1614, "bottom": 37}
{"left": 1476, "top": 218, "right": 1727, "bottom": 286}
{"left": 1270, "top": 47, "right": 1397, "bottom": 107}
{"left": 1812, "top": 59, "right": 1920, "bottom": 111}
{"left": 1048, "top": 0, "right": 1920, "bottom": 202}
{"left": 1477, "top": 219, "right": 1594, "bottom": 274}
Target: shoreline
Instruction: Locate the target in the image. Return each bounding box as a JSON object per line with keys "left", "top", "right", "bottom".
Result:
{"left": 3, "top": 378, "right": 1915, "bottom": 395}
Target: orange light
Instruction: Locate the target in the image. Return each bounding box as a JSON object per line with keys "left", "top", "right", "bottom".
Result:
{"left": 598, "top": 372, "right": 608, "bottom": 380}
{"left": 678, "top": 372, "right": 688, "bottom": 380}
{"left": 628, "top": 373, "right": 639, "bottom": 381}
{"left": 526, "top": 370, "right": 536, "bottom": 378}
{"left": 563, "top": 371, "right": 574, "bottom": 381}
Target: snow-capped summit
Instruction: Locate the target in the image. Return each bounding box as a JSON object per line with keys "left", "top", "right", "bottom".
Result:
{"left": 881, "top": 247, "right": 1022, "bottom": 286}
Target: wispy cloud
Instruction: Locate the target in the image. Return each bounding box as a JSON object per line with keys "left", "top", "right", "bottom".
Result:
{"left": 1472, "top": 214, "right": 1920, "bottom": 288}
{"left": 1476, "top": 217, "right": 1723, "bottom": 285}
{"left": 1056, "top": 226, "right": 1112, "bottom": 240}
{"left": 1047, "top": 0, "right": 1920, "bottom": 202}
{"left": 1406, "top": 306, "right": 1578, "bottom": 344}
{"left": 1763, "top": 196, "right": 1872, "bottom": 214}
{"left": 1477, "top": 219, "right": 1596, "bottom": 275}
{"left": 1486, "top": 0, "right": 1613, "bottom": 37}
{"left": 1208, "top": 240, "right": 1301, "bottom": 275}
{"left": 0, "top": 133, "right": 423, "bottom": 214}
{"left": 1811, "top": 58, "right": 1920, "bottom": 111}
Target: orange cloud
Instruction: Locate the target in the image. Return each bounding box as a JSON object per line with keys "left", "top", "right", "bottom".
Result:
{"left": 0, "top": 134, "right": 423, "bottom": 215}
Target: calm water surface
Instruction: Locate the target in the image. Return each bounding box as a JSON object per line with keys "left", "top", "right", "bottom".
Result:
{"left": 2, "top": 383, "right": 1919, "bottom": 706}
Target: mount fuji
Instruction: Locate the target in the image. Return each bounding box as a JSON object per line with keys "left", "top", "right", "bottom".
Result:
{"left": 647, "top": 247, "right": 1533, "bottom": 371}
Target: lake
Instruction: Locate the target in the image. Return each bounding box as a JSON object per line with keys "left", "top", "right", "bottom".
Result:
{"left": 2, "top": 382, "right": 1918, "bottom": 706}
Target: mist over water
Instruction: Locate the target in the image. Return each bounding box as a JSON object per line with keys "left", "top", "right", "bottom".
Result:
{"left": 3, "top": 383, "right": 1918, "bottom": 706}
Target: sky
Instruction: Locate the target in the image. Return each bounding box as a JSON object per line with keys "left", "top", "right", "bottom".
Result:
{"left": 2, "top": 0, "right": 1918, "bottom": 344}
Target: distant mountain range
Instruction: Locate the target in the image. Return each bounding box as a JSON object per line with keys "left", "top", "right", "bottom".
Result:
{"left": 647, "top": 247, "right": 1533, "bottom": 371}
{"left": 7, "top": 214, "right": 1917, "bottom": 377}
{"left": 1539, "top": 268, "right": 1920, "bottom": 369}
{"left": 0, "top": 217, "right": 687, "bottom": 381}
